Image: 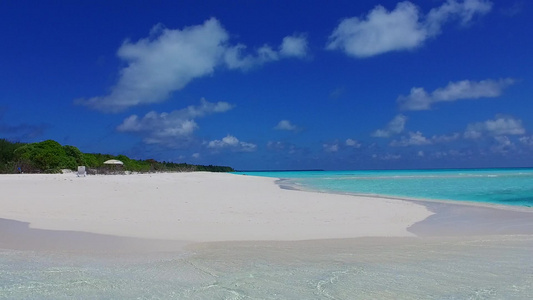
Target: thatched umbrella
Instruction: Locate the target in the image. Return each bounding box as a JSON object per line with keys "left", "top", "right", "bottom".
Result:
{"left": 103, "top": 159, "right": 124, "bottom": 166}
{"left": 103, "top": 159, "right": 124, "bottom": 173}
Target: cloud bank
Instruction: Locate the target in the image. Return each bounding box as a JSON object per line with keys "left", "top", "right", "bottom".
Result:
{"left": 326, "top": 0, "right": 492, "bottom": 58}
{"left": 464, "top": 115, "right": 525, "bottom": 139}
{"left": 390, "top": 131, "right": 432, "bottom": 146}
{"left": 77, "top": 18, "right": 308, "bottom": 112}
{"left": 398, "top": 78, "right": 514, "bottom": 110}
{"left": 207, "top": 135, "right": 257, "bottom": 152}
{"left": 390, "top": 132, "right": 460, "bottom": 147}
{"left": 117, "top": 98, "right": 233, "bottom": 147}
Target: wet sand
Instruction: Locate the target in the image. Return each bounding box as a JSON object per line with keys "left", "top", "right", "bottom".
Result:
{"left": 408, "top": 199, "right": 533, "bottom": 236}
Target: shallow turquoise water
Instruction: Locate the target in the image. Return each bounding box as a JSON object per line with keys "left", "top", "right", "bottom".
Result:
{"left": 1, "top": 236, "right": 532, "bottom": 299}
{"left": 235, "top": 168, "right": 533, "bottom": 207}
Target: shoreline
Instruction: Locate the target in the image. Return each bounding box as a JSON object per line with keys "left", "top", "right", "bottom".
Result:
{"left": 0, "top": 172, "right": 431, "bottom": 250}
{"left": 276, "top": 177, "right": 533, "bottom": 212}
{"left": 274, "top": 177, "right": 533, "bottom": 236}
{"left": 1, "top": 172, "right": 532, "bottom": 253}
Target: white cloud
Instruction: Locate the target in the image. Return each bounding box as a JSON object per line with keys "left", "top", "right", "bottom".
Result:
{"left": 464, "top": 115, "right": 525, "bottom": 138}
{"left": 274, "top": 120, "right": 299, "bottom": 131}
{"left": 372, "top": 114, "right": 407, "bottom": 137}
{"left": 192, "top": 153, "right": 200, "bottom": 159}
{"left": 463, "top": 129, "right": 483, "bottom": 139}
{"left": 208, "top": 135, "right": 257, "bottom": 152}
{"left": 398, "top": 78, "right": 514, "bottom": 110}
{"left": 390, "top": 131, "right": 432, "bottom": 146}
{"left": 224, "top": 33, "right": 309, "bottom": 70}
{"left": 323, "top": 139, "right": 361, "bottom": 152}
{"left": 373, "top": 153, "right": 402, "bottom": 160}
{"left": 482, "top": 117, "right": 525, "bottom": 135}
{"left": 117, "top": 98, "right": 233, "bottom": 146}
{"left": 77, "top": 18, "right": 308, "bottom": 112}
{"left": 267, "top": 141, "right": 301, "bottom": 155}
{"left": 211, "top": 135, "right": 238, "bottom": 147}
{"left": 223, "top": 44, "right": 281, "bottom": 70}
{"left": 323, "top": 143, "right": 339, "bottom": 152}
{"left": 431, "top": 133, "right": 461, "bottom": 143}
{"left": 391, "top": 132, "right": 461, "bottom": 146}
{"left": 431, "top": 149, "right": 472, "bottom": 159}
{"left": 326, "top": 0, "right": 492, "bottom": 58}
{"left": 425, "top": 0, "right": 492, "bottom": 34}
{"left": 519, "top": 136, "right": 533, "bottom": 147}
{"left": 345, "top": 138, "right": 361, "bottom": 148}
{"left": 408, "top": 131, "right": 431, "bottom": 145}
{"left": 327, "top": 2, "right": 424, "bottom": 57}
{"left": 267, "top": 141, "right": 286, "bottom": 151}
{"left": 279, "top": 34, "right": 309, "bottom": 58}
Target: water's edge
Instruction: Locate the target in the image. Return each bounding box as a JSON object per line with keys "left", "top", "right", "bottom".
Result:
{"left": 274, "top": 177, "right": 533, "bottom": 237}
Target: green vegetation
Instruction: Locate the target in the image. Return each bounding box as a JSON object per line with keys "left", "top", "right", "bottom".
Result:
{"left": 0, "top": 138, "right": 234, "bottom": 174}
{"left": 0, "top": 139, "right": 24, "bottom": 173}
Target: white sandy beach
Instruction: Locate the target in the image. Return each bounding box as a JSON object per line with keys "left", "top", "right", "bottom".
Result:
{"left": 0, "top": 172, "right": 433, "bottom": 244}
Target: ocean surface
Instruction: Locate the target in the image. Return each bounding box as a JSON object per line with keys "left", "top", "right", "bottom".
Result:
{"left": 236, "top": 168, "right": 533, "bottom": 207}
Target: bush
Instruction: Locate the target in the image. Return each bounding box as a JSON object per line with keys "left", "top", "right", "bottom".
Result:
{"left": 64, "top": 145, "right": 86, "bottom": 166}
{"left": 12, "top": 140, "right": 87, "bottom": 173}
{"left": 1, "top": 138, "right": 235, "bottom": 174}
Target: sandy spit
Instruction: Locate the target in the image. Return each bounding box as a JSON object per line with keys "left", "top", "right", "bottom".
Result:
{"left": 0, "top": 172, "right": 432, "bottom": 242}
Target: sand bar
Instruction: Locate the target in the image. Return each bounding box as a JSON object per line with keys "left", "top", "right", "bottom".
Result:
{"left": 2, "top": 172, "right": 533, "bottom": 253}
{"left": 1, "top": 172, "right": 432, "bottom": 243}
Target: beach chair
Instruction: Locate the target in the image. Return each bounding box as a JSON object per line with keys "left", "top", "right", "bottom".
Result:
{"left": 77, "top": 166, "right": 87, "bottom": 177}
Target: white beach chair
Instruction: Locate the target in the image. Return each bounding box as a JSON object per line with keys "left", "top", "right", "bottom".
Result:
{"left": 77, "top": 166, "right": 87, "bottom": 177}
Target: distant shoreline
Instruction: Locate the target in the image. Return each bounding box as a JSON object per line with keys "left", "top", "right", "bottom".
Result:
{"left": 235, "top": 169, "right": 325, "bottom": 172}
{"left": 237, "top": 166, "right": 533, "bottom": 172}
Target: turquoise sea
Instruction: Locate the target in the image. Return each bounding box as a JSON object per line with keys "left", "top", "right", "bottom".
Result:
{"left": 235, "top": 168, "right": 533, "bottom": 207}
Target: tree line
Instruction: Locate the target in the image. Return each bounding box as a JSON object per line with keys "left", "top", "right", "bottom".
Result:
{"left": 0, "top": 139, "right": 234, "bottom": 174}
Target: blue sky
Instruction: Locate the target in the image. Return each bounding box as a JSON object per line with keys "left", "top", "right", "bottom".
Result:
{"left": 1, "top": 0, "right": 532, "bottom": 170}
